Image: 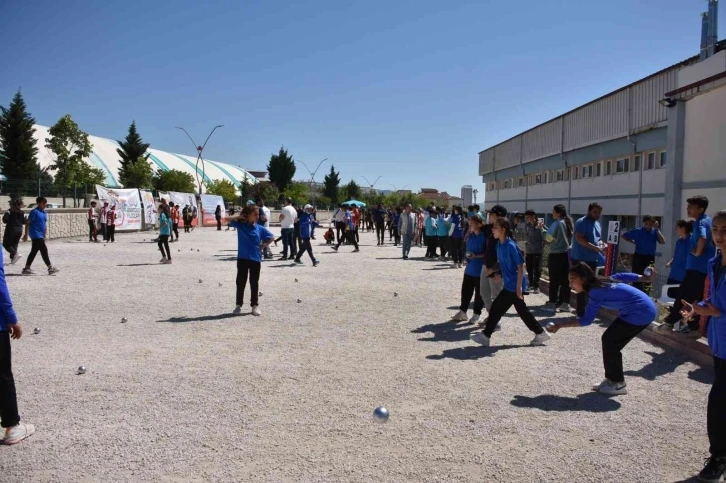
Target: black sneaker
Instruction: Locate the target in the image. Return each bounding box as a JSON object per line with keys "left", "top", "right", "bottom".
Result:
{"left": 698, "top": 456, "right": 726, "bottom": 482}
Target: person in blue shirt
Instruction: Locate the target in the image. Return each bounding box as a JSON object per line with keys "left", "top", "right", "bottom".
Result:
{"left": 332, "top": 205, "right": 359, "bottom": 252}
{"left": 451, "top": 214, "right": 486, "bottom": 324}
{"left": 436, "top": 209, "right": 450, "bottom": 260}
{"left": 392, "top": 208, "right": 402, "bottom": 246}
{"left": 447, "top": 206, "right": 465, "bottom": 268}
{"left": 225, "top": 205, "right": 274, "bottom": 316}
{"left": 424, "top": 210, "right": 439, "bottom": 258}
{"left": 571, "top": 202, "right": 604, "bottom": 317}
{"left": 547, "top": 263, "right": 657, "bottom": 396}
{"left": 662, "top": 220, "right": 692, "bottom": 326}
{"left": 670, "top": 195, "right": 717, "bottom": 333}
{"left": 470, "top": 218, "right": 550, "bottom": 347}
{"left": 622, "top": 215, "right": 666, "bottom": 292}
{"left": 680, "top": 210, "right": 726, "bottom": 482}
{"left": 21, "top": 197, "right": 59, "bottom": 275}
{"left": 157, "top": 205, "right": 172, "bottom": 264}
{"left": 294, "top": 205, "right": 320, "bottom": 267}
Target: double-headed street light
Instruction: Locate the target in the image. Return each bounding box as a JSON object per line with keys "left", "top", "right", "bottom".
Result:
{"left": 298, "top": 158, "right": 328, "bottom": 207}
{"left": 175, "top": 125, "right": 224, "bottom": 195}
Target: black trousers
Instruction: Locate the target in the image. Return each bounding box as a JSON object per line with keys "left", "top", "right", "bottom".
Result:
{"left": 425, "top": 235, "right": 438, "bottom": 257}
{"left": 295, "top": 238, "right": 315, "bottom": 262}
{"left": 460, "top": 274, "right": 484, "bottom": 315}
{"left": 3, "top": 229, "right": 22, "bottom": 258}
{"left": 354, "top": 227, "right": 360, "bottom": 244}
{"left": 236, "top": 259, "right": 261, "bottom": 307}
{"left": 571, "top": 260, "right": 597, "bottom": 316}
{"left": 335, "top": 222, "right": 346, "bottom": 243}
{"left": 709, "top": 356, "right": 726, "bottom": 458}
{"left": 482, "top": 289, "right": 544, "bottom": 338}
{"left": 548, "top": 252, "right": 571, "bottom": 305}
{"left": 438, "top": 236, "right": 448, "bottom": 258}
{"left": 631, "top": 253, "right": 655, "bottom": 292}
{"left": 336, "top": 231, "right": 358, "bottom": 250}
{"left": 100, "top": 223, "right": 107, "bottom": 241}
{"left": 87, "top": 220, "right": 97, "bottom": 241}
{"left": 216, "top": 218, "right": 221, "bottom": 231}
{"left": 601, "top": 318, "right": 648, "bottom": 383}
{"left": 393, "top": 227, "right": 400, "bottom": 245}
{"left": 525, "top": 253, "right": 542, "bottom": 288}
{"left": 172, "top": 223, "right": 179, "bottom": 240}
{"left": 666, "top": 269, "right": 708, "bottom": 326}
{"left": 375, "top": 222, "right": 385, "bottom": 244}
{"left": 450, "top": 237, "right": 464, "bottom": 263}
{"left": 157, "top": 235, "right": 170, "bottom": 259}
{"left": 26, "top": 239, "right": 51, "bottom": 268}
{"left": 106, "top": 224, "right": 115, "bottom": 242}
{"left": 0, "top": 331, "right": 19, "bottom": 428}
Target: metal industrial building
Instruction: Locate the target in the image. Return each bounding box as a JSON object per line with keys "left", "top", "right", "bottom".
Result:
{"left": 478, "top": 2, "right": 724, "bottom": 266}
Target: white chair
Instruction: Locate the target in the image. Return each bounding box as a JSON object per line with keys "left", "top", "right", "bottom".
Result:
{"left": 657, "top": 283, "right": 681, "bottom": 329}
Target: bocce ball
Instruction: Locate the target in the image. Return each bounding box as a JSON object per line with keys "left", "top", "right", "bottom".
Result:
{"left": 121, "top": 317, "right": 128, "bottom": 323}
{"left": 373, "top": 406, "right": 389, "bottom": 423}
{"left": 77, "top": 366, "right": 87, "bottom": 375}
{"left": 33, "top": 327, "right": 40, "bottom": 334}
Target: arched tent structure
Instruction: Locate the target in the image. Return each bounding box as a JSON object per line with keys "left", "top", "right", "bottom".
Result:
{"left": 33, "top": 125, "right": 257, "bottom": 194}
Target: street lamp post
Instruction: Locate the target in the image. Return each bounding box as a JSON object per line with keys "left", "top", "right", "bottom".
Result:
{"left": 388, "top": 183, "right": 410, "bottom": 193}
{"left": 473, "top": 188, "right": 479, "bottom": 204}
{"left": 175, "top": 125, "right": 224, "bottom": 195}
{"left": 361, "top": 175, "right": 383, "bottom": 193}
{"left": 298, "top": 158, "right": 328, "bottom": 208}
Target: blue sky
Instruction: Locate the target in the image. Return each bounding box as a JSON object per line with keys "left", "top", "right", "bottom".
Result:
{"left": 1, "top": 0, "right": 720, "bottom": 198}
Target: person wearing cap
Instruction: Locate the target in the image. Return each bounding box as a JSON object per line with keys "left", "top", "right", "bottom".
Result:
{"left": 100, "top": 201, "right": 109, "bottom": 241}
{"left": 480, "top": 205, "right": 506, "bottom": 326}
{"left": 294, "top": 205, "right": 320, "bottom": 266}
{"left": 524, "top": 209, "right": 546, "bottom": 294}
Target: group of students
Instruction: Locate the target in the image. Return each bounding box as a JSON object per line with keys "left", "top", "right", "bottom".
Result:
{"left": 451, "top": 197, "right": 726, "bottom": 482}
{"left": 86, "top": 200, "right": 118, "bottom": 242}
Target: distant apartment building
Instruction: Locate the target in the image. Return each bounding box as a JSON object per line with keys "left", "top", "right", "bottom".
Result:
{"left": 461, "top": 185, "right": 473, "bottom": 207}
{"left": 418, "top": 189, "right": 464, "bottom": 210}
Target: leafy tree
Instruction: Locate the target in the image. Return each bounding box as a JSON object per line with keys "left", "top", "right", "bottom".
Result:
{"left": 117, "top": 121, "right": 150, "bottom": 187}
{"left": 45, "top": 115, "right": 93, "bottom": 207}
{"left": 250, "top": 181, "right": 280, "bottom": 208}
{"left": 316, "top": 195, "right": 332, "bottom": 209}
{"left": 323, "top": 165, "right": 341, "bottom": 203}
{"left": 120, "top": 157, "right": 154, "bottom": 189}
{"left": 266, "top": 146, "right": 296, "bottom": 193}
{"left": 0, "top": 90, "right": 41, "bottom": 199}
{"left": 344, "top": 179, "right": 361, "bottom": 200}
{"left": 153, "top": 169, "right": 196, "bottom": 193}
{"left": 283, "top": 181, "right": 309, "bottom": 205}
{"left": 205, "top": 179, "right": 237, "bottom": 203}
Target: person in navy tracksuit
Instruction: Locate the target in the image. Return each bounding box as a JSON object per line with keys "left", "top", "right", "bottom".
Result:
{"left": 680, "top": 209, "right": 726, "bottom": 483}
{"left": 294, "top": 205, "right": 320, "bottom": 266}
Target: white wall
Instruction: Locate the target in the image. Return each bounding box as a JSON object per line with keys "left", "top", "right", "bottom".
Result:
{"left": 683, "top": 86, "right": 726, "bottom": 184}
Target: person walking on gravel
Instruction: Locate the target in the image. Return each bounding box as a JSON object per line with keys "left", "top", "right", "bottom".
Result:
{"left": 452, "top": 214, "right": 486, "bottom": 324}
{"left": 3, "top": 198, "right": 26, "bottom": 264}
{"left": 332, "top": 205, "right": 359, "bottom": 253}
{"left": 294, "top": 205, "right": 320, "bottom": 266}
{"left": 157, "top": 205, "right": 172, "bottom": 264}
{"left": 21, "top": 197, "right": 59, "bottom": 276}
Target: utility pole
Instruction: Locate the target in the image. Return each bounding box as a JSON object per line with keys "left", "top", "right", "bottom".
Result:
{"left": 298, "top": 158, "right": 328, "bottom": 208}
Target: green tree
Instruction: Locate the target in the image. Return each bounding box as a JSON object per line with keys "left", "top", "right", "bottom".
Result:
{"left": 205, "top": 179, "right": 237, "bottom": 203}
{"left": 0, "top": 90, "right": 41, "bottom": 199}
{"left": 267, "top": 146, "right": 296, "bottom": 193}
{"left": 119, "top": 157, "right": 154, "bottom": 189}
{"left": 153, "top": 169, "right": 196, "bottom": 193}
{"left": 344, "top": 179, "right": 361, "bottom": 200}
{"left": 250, "top": 181, "right": 280, "bottom": 208}
{"left": 283, "top": 181, "right": 309, "bottom": 205}
{"left": 45, "top": 114, "right": 93, "bottom": 207}
{"left": 117, "top": 121, "right": 150, "bottom": 187}
{"left": 323, "top": 165, "right": 340, "bottom": 203}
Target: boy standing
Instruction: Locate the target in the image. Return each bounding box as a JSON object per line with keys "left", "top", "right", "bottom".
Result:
{"left": 106, "top": 205, "right": 117, "bottom": 243}
{"left": 100, "top": 201, "right": 109, "bottom": 241}
{"left": 622, "top": 215, "right": 666, "bottom": 291}
{"left": 524, "top": 210, "right": 545, "bottom": 294}
{"left": 87, "top": 201, "right": 99, "bottom": 242}
{"left": 22, "top": 197, "right": 59, "bottom": 275}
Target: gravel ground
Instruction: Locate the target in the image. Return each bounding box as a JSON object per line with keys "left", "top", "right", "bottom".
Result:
{"left": 0, "top": 228, "right": 713, "bottom": 483}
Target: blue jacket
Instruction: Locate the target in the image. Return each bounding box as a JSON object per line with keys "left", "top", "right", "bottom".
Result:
{"left": 0, "top": 250, "right": 18, "bottom": 331}
{"left": 298, "top": 212, "right": 318, "bottom": 239}
{"left": 702, "top": 253, "right": 726, "bottom": 359}
{"left": 578, "top": 273, "right": 656, "bottom": 327}
{"left": 425, "top": 217, "right": 438, "bottom": 237}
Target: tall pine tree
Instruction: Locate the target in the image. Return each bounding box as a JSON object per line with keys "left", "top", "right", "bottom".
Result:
{"left": 0, "top": 90, "right": 40, "bottom": 199}
{"left": 117, "top": 120, "right": 150, "bottom": 187}
{"left": 266, "top": 146, "right": 296, "bottom": 194}
{"left": 323, "top": 165, "right": 341, "bottom": 203}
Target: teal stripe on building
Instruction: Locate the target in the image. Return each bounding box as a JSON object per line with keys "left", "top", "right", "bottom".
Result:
{"left": 206, "top": 160, "right": 243, "bottom": 188}
{"left": 146, "top": 152, "right": 170, "bottom": 172}
{"left": 170, "top": 154, "right": 212, "bottom": 184}
{"left": 89, "top": 152, "right": 119, "bottom": 186}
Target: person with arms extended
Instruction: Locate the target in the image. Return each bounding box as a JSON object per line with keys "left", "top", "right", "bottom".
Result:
{"left": 21, "top": 197, "right": 59, "bottom": 275}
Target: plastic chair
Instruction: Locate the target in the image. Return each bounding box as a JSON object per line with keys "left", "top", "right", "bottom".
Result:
{"left": 657, "top": 284, "right": 680, "bottom": 308}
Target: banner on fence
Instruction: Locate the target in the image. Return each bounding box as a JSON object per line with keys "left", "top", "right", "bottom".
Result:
{"left": 139, "top": 189, "right": 156, "bottom": 227}
{"left": 200, "top": 194, "right": 225, "bottom": 227}
{"left": 166, "top": 191, "right": 198, "bottom": 227}
{"left": 95, "top": 185, "right": 142, "bottom": 231}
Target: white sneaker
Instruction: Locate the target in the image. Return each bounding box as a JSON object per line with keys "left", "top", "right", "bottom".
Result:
{"left": 4, "top": 422, "right": 35, "bottom": 445}
{"left": 468, "top": 314, "right": 480, "bottom": 324}
{"left": 10, "top": 254, "right": 21, "bottom": 265}
{"left": 530, "top": 330, "right": 552, "bottom": 346}
{"left": 232, "top": 306, "right": 242, "bottom": 315}
{"left": 452, "top": 310, "right": 468, "bottom": 322}
{"left": 533, "top": 288, "right": 541, "bottom": 295}
{"left": 477, "top": 317, "right": 488, "bottom": 327}
{"left": 470, "top": 332, "right": 491, "bottom": 346}
{"left": 592, "top": 379, "right": 612, "bottom": 392}
{"left": 251, "top": 306, "right": 261, "bottom": 316}
{"left": 558, "top": 303, "right": 571, "bottom": 313}
{"left": 159, "top": 257, "right": 167, "bottom": 263}
{"left": 598, "top": 380, "right": 628, "bottom": 396}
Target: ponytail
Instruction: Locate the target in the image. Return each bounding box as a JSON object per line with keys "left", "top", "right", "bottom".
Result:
{"left": 569, "top": 262, "right": 608, "bottom": 293}
{"left": 554, "top": 204, "right": 574, "bottom": 238}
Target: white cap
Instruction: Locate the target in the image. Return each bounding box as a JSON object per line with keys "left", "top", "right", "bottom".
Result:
{"left": 304, "top": 204, "right": 313, "bottom": 210}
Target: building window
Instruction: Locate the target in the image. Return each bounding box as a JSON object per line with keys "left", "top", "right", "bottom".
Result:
{"left": 616, "top": 157, "right": 629, "bottom": 173}
{"left": 543, "top": 172, "right": 548, "bottom": 183}
{"left": 572, "top": 166, "right": 579, "bottom": 180}
{"left": 595, "top": 162, "right": 601, "bottom": 177}
{"left": 534, "top": 174, "right": 542, "bottom": 184}
{"left": 645, "top": 152, "right": 655, "bottom": 170}
{"left": 556, "top": 170, "right": 564, "bottom": 182}
{"left": 659, "top": 151, "right": 667, "bottom": 168}
{"left": 503, "top": 179, "right": 510, "bottom": 189}
{"left": 517, "top": 177, "right": 524, "bottom": 187}
{"left": 605, "top": 161, "right": 611, "bottom": 175}
{"left": 619, "top": 215, "right": 638, "bottom": 232}
{"left": 633, "top": 155, "right": 641, "bottom": 172}
{"left": 581, "top": 165, "right": 592, "bottom": 178}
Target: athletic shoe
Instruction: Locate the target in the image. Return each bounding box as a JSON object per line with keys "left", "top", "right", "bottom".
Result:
{"left": 332, "top": 246, "right": 338, "bottom": 252}
{"left": 251, "top": 306, "right": 262, "bottom": 316}
{"left": 468, "top": 314, "right": 480, "bottom": 325}
{"left": 592, "top": 378, "right": 613, "bottom": 392}
{"left": 160, "top": 257, "right": 168, "bottom": 263}
{"left": 232, "top": 306, "right": 243, "bottom": 315}
{"left": 558, "top": 303, "right": 571, "bottom": 313}
{"left": 533, "top": 288, "right": 541, "bottom": 295}
{"left": 477, "top": 317, "right": 488, "bottom": 327}
{"left": 294, "top": 260, "right": 303, "bottom": 265}
{"left": 10, "top": 254, "right": 21, "bottom": 264}
{"left": 470, "top": 332, "right": 491, "bottom": 347}
{"left": 353, "top": 248, "right": 360, "bottom": 252}
{"left": 452, "top": 310, "right": 468, "bottom": 321}
{"left": 544, "top": 302, "right": 557, "bottom": 310}
{"left": 279, "top": 257, "right": 288, "bottom": 261}
{"left": 403, "top": 256, "right": 409, "bottom": 260}
{"left": 22, "top": 268, "right": 34, "bottom": 275}
{"left": 3, "top": 423, "right": 35, "bottom": 445}
{"left": 598, "top": 380, "right": 628, "bottom": 396}
{"left": 164, "top": 259, "right": 172, "bottom": 264}
{"left": 313, "top": 260, "right": 320, "bottom": 267}
{"left": 698, "top": 456, "right": 726, "bottom": 482}
{"left": 530, "top": 330, "right": 552, "bottom": 346}
{"left": 47, "top": 266, "right": 60, "bottom": 275}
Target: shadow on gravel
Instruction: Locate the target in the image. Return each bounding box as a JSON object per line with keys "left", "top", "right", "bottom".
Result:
{"left": 510, "top": 393, "right": 621, "bottom": 412}
{"left": 623, "top": 350, "right": 712, "bottom": 383}
{"left": 670, "top": 477, "right": 700, "bottom": 483}
{"left": 214, "top": 257, "right": 237, "bottom": 261}
{"left": 426, "top": 344, "right": 529, "bottom": 361}
{"left": 413, "top": 319, "right": 478, "bottom": 342}
{"left": 157, "top": 313, "right": 244, "bottom": 323}
{"left": 116, "top": 263, "right": 161, "bottom": 267}
{"left": 266, "top": 264, "right": 297, "bottom": 268}
{"left": 422, "top": 266, "right": 455, "bottom": 271}
{"left": 688, "top": 366, "right": 713, "bottom": 384}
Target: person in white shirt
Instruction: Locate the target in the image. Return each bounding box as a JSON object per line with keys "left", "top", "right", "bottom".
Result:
{"left": 256, "top": 198, "right": 273, "bottom": 260}
{"left": 87, "top": 201, "right": 99, "bottom": 242}
{"left": 279, "top": 198, "right": 298, "bottom": 260}
{"left": 332, "top": 204, "right": 346, "bottom": 244}
{"left": 99, "top": 201, "right": 109, "bottom": 241}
